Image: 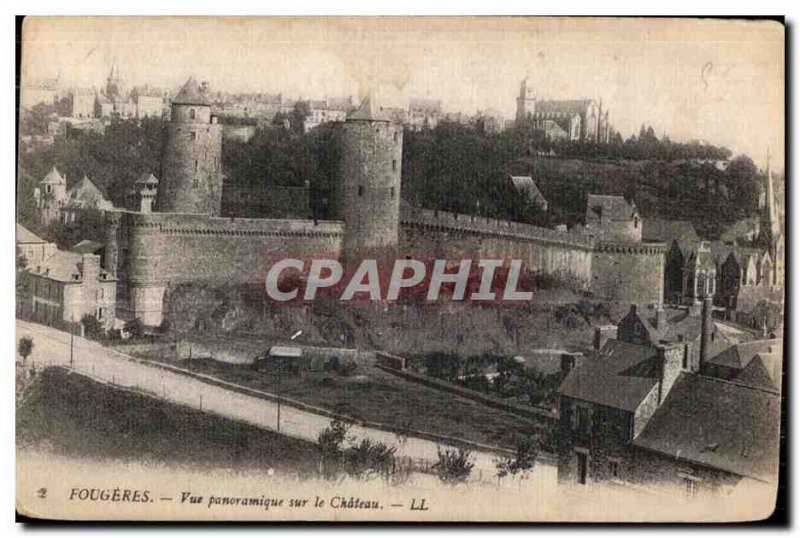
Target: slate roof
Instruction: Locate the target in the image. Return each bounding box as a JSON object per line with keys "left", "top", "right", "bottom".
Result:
{"left": 41, "top": 166, "right": 65, "bottom": 185}
{"left": 585, "top": 194, "right": 637, "bottom": 223}
{"left": 534, "top": 99, "right": 593, "bottom": 116}
{"left": 172, "top": 77, "right": 210, "bottom": 106}
{"left": 28, "top": 249, "right": 84, "bottom": 283}
{"left": 736, "top": 354, "right": 781, "bottom": 392}
{"left": 71, "top": 239, "right": 104, "bottom": 255}
{"left": 135, "top": 172, "right": 159, "bottom": 185}
{"left": 509, "top": 175, "right": 547, "bottom": 206}
{"left": 559, "top": 339, "right": 659, "bottom": 412}
{"left": 641, "top": 219, "right": 700, "bottom": 244}
{"left": 16, "top": 224, "right": 46, "bottom": 245}
{"left": 348, "top": 94, "right": 390, "bottom": 122}
{"left": 633, "top": 373, "right": 780, "bottom": 482}
{"left": 706, "top": 339, "right": 782, "bottom": 370}
{"left": 66, "top": 176, "right": 114, "bottom": 210}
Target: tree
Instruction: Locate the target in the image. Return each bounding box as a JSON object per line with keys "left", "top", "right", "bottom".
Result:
{"left": 81, "top": 314, "right": 104, "bottom": 340}
{"left": 18, "top": 337, "right": 33, "bottom": 363}
{"left": 124, "top": 318, "right": 145, "bottom": 339}
{"left": 434, "top": 446, "right": 474, "bottom": 485}
{"left": 495, "top": 436, "right": 537, "bottom": 479}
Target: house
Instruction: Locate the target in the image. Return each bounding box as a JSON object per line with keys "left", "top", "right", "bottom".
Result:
{"left": 629, "top": 374, "right": 780, "bottom": 494}
{"left": 60, "top": 175, "right": 116, "bottom": 222}
{"left": 701, "top": 339, "right": 782, "bottom": 392}
{"left": 16, "top": 224, "right": 56, "bottom": 267}
{"left": 508, "top": 175, "right": 548, "bottom": 212}
{"left": 557, "top": 298, "right": 780, "bottom": 494}
{"left": 583, "top": 194, "right": 641, "bottom": 243}
{"left": 19, "top": 249, "right": 117, "bottom": 330}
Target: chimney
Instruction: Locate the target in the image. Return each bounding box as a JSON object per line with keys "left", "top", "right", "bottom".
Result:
{"left": 655, "top": 343, "right": 683, "bottom": 404}
{"left": 699, "top": 296, "right": 713, "bottom": 365}
{"left": 629, "top": 304, "right": 637, "bottom": 315}
{"left": 593, "top": 325, "right": 617, "bottom": 350}
{"left": 655, "top": 306, "right": 666, "bottom": 332}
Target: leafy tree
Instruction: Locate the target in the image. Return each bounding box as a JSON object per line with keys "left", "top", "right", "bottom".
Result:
{"left": 18, "top": 337, "right": 33, "bottom": 363}
{"left": 81, "top": 314, "right": 104, "bottom": 340}
{"left": 124, "top": 318, "right": 145, "bottom": 339}
{"left": 434, "top": 446, "right": 474, "bottom": 485}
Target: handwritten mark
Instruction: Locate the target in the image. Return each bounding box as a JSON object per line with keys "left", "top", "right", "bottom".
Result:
{"left": 701, "top": 62, "right": 713, "bottom": 91}
{"left": 37, "top": 488, "right": 47, "bottom": 499}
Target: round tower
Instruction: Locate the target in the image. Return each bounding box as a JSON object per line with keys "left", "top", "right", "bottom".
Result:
{"left": 157, "top": 77, "right": 223, "bottom": 215}
{"left": 338, "top": 95, "right": 403, "bottom": 263}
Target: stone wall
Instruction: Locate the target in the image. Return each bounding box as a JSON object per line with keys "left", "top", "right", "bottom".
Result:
{"left": 119, "top": 211, "right": 343, "bottom": 325}
{"left": 590, "top": 242, "right": 666, "bottom": 305}
{"left": 400, "top": 206, "right": 595, "bottom": 288}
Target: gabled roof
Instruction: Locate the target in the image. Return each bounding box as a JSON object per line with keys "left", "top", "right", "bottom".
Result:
{"left": 172, "top": 77, "right": 210, "bottom": 106}
{"left": 135, "top": 172, "right": 159, "bottom": 185}
{"left": 68, "top": 175, "right": 105, "bottom": 200}
{"left": 706, "top": 339, "right": 782, "bottom": 370}
{"left": 620, "top": 308, "right": 663, "bottom": 343}
{"left": 16, "top": 224, "right": 46, "bottom": 245}
{"left": 736, "top": 356, "right": 780, "bottom": 392}
{"left": 71, "top": 239, "right": 104, "bottom": 255}
{"left": 559, "top": 339, "right": 659, "bottom": 412}
{"left": 633, "top": 373, "right": 780, "bottom": 482}
{"left": 347, "top": 94, "right": 390, "bottom": 122}
{"left": 641, "top": 219, "right": 700, "bottom": 244}
{"left": 41, "top": 166, "right": 65, "bottom": 185}
{"left": 585, "top": 194, "right": 637, "bottom": 223}
{"left": 509, "top": 175, "right": 547, "bottom": 205}
{"left": 28, "top": 249, "right": 84, "bottom": 283}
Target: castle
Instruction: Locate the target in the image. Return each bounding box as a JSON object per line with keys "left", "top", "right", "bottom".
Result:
{"left": 105, "top": 78, "right": 664, "bottom": 327}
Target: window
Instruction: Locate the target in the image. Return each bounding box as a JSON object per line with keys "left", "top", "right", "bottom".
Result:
{"left": 393, "top": 131, "right": 398, "bottom": 142}
{"left": 189, "top": 108, "right": 196, "bottom": 119}
{"left": 190, "top": 132, "right": 197, "bottom": 141}
{"left": 358, "top": 185, "right": 364, "bottom": 197}
{"left": 392, "top": 159, "right": 397, "bottom": 172}
{"left": 390, "top": 187, "right": 395, "bottom": 198}
{"left": 46, "top": 185, "right": 52, "bottom": 194}
{"left": 683, "top": 477, "right": 698, "bottom": 498}
{"left": 96, "top": 307, "right": 106, "bottom": 321}
{"left": 575, "top": 405, "right": 592, "bottom": 435}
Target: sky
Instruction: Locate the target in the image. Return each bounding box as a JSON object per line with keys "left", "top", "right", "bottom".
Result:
{"left": 20, "top": 17, "right": 784, "bottom": 169}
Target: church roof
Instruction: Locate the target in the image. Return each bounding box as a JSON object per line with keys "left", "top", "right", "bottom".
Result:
{"left": 172, "top": 77, "right": 210, "bottom": 106}
{"left": 41, "top": 166, "right": 65, "bottom": 185}
{"left": 534, "top": 99, "right": 594, "bottom": 117}
{"left": 347, "top": 94, "right": 390, "bottom": 122}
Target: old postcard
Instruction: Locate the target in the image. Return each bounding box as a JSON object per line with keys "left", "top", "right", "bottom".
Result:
{"left": 15, "top": 16, "right": 785, "bottom": 522}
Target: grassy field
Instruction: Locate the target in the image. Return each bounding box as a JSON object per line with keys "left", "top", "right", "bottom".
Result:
{"left": 142, "top": 355, "right": 550, "bottom": 450}
{"left": 17, "top": 367, "right": 322, "bottom": 477}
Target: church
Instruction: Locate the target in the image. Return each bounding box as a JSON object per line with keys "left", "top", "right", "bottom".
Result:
{"left": 515, "top": 77, "right": 611, "bottom": 143}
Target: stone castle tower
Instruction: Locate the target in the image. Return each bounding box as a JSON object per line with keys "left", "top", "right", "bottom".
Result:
{"left": 338, "top": 95, "right": 403, "bottom": 262}
{"left": 157, "top": 77, "right": 223, "bottom": 216}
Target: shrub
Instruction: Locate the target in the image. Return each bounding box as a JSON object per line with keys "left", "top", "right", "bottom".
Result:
{"left": 81, "top": 315, "right": 104, "bottom": 340}
{"left": 343, "top": 438, "right": 397, "bottom": 480}
{"left": 434, "top": 446, "right": 474, "bottom": 485}
{"left": 495, "top": 437, "right": 537, "bottom": 479}
{"left": 18, "top": 337, "right": 33, "bottom": 363}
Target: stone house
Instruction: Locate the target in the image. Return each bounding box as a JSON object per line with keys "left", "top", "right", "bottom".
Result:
{"left": 583, "top": 194, "right": 641, "bottom": 243}
{"left": 20, "top": 249, "right": 117, "bottom": 330}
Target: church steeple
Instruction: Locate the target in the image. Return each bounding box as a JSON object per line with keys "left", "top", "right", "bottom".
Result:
{"left": 764, "top": 149, "right": 780, "bottom": 241}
